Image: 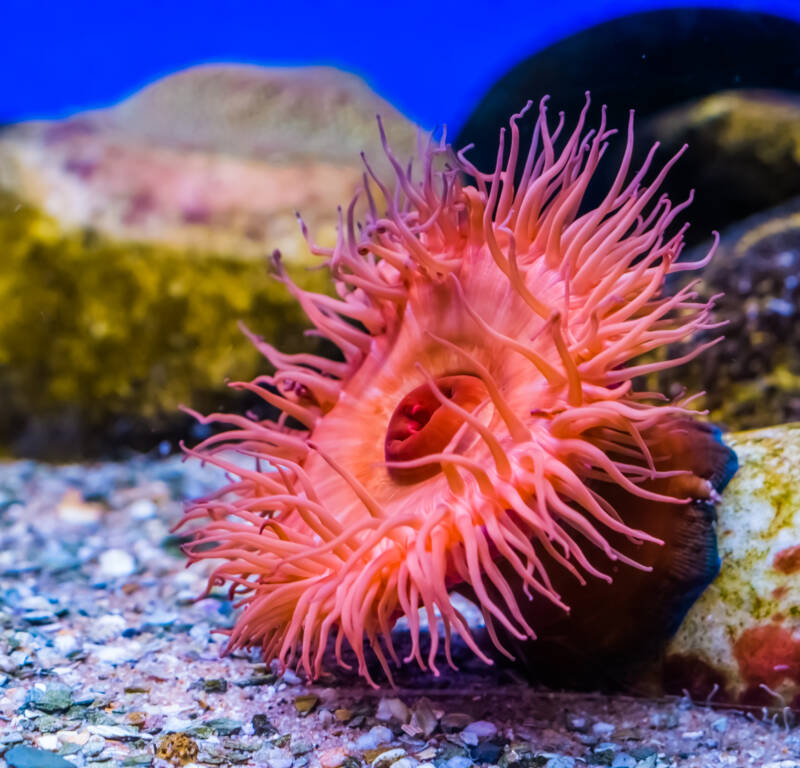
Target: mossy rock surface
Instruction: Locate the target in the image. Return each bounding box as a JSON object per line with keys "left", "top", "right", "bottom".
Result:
{"left": 659, "top": 422, "right": 800, "bottom": 709}
{"left": 0, "top": 65, "right": 418, "bottom": 458}
{"left": 649, "top": 197, "right": 800, "bottom": 431}
{"left": 0, "top": 191, "right": 330, "bottom": 458}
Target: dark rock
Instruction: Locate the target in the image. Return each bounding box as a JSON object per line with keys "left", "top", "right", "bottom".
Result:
{"left": 652, "top": 197, "right": 800, "bottom": 430}
{"left": 472, "top": 739, "right": 505, "bottom": 764}
{"left": 251, "top": 713, "right": 278, "bottom": 737}
{"left": 640, "top": 90, "right": 800, "bottom": 237}
{"left": 456, "top": 8, "right": 800, "bottom": 244}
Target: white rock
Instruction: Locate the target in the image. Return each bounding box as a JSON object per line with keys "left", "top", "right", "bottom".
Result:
{"left": 37, "top": 733, "right": 59, "bottom": 750}
{"left": 356, "top": 725, "right": 393, "bottom": 751}
{"left": 98, "top": 548, "right": 136, "bottom": 577}
{"left": 129, "top": 498, "right": 157, "bottom": 519}
{"left": 461, "top": 719, "right": 497, "bottom": 745}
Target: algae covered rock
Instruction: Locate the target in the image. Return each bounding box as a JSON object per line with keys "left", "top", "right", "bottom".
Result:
{"left": 641, "top": 89, "right": 800, "bottom": 238}
{"left": 658, "top": 423, "right": 800, "bottom": 709}
{"left": 650, "top": 198, "right": 800, "bottom": 431}
{"left": 0, "top": 65, "right": 419, "bottom": 458}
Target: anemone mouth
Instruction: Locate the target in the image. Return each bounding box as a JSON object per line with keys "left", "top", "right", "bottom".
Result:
{"left": 384, "top": 374, "right": 486, "bottom": 484}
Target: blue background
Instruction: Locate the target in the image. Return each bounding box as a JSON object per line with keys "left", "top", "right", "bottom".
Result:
{"left": 3, "top": 0, "right": 800, "bottom": 131}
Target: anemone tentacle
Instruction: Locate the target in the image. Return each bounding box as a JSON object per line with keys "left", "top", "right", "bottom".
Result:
{"left": 178, "top": 94, "right": 721, "bottom": 687}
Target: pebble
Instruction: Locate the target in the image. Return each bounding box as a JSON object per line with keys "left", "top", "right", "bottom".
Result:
{"left": 356, "top": 725, "right": 393, "bottom": 751}
{"left": 27, "top": 683, "right": 72, "bottom": 713}
{"left": 461, "top": 719, "right": 497, "bottom": 745}
{"left": 319, "top": 746, "right": 348, "bottom": 768}
{"left": 4, "top": 744, "right": 75, "bottom": 767}
{"left": 36, "top": 734, "right": 59, "bottom": 750}
{"left": 87, "top": 613, "right": 127, "bottom": 643}
{"left": 545, "top": 758, "right": 575, "bottom": 768}
{"left": 0, "top": 455, "right": 795, "bottom": 768}
{"left": 98, "top": 549, "right": 136, "bottom": 578}
{"left": 444, "top": 756, "right": 473, "bottom": 768}
{"left": 376, "top": 696, "right": 411, "bottom": 723}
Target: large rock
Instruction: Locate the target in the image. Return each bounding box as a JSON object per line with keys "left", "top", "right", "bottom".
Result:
{"left": 455, "top": 8, "right": 800, "bottom": 244}
{"left": 649, "top": 198, "right": 800, "bottom": 431}
{"left": 656, "top": 423, "right": 800, "bottom": 710}
{"left": 640, "top": 90, "right": 800, "bottom": 239}
{"left": 0, "top": 65, "right": 419, "bottom": 458}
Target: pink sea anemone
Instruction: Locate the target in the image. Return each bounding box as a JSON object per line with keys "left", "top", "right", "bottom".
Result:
{"left": 179, "top": 96, "right": 729, "bottom": 686}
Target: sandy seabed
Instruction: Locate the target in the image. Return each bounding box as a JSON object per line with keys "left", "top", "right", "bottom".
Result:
{"left": 0, "top": 455, "right": 798, "bottom": 768}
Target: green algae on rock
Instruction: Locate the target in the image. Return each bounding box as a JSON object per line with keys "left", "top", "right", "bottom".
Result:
{"left": 647, "top": 197, "right": 800, "bottom": 431}
{"left": 0, "top": 190, "right": 331, "bottom": 458}
{"left": 0, "top": 65, "right": 419, "bottom": 458}
{"left": 657, "top": 422, "right": 800, "bottom": 709}
{"left": 641, "top": 90, "right": 800, "bottom": 237}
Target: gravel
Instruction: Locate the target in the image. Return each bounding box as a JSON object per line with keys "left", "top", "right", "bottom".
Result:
{"left": 0, "top": 454, "right": 797, "bottom": 767}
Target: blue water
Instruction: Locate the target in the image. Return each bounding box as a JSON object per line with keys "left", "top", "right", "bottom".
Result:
{"left": 2, "top": 0, "right": 799, "bottom": 131}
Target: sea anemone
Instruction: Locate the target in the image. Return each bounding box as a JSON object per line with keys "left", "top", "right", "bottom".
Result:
{"left": 179, "top": 95, "right": 732, "bottom": 686}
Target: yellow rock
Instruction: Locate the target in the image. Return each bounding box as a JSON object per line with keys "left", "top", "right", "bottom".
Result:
{"left": 0, "top": 65, "right": 419, "bottom": 457}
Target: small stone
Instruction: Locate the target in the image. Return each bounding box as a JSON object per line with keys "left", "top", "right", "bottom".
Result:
{"left": 88, "top": 614, "right": 127, "bottom": 643}
{"left": 409, "top": 698, "right": 438, "bottom": 738}
{"left": 319, "top": 747, "right": 348, "bottom": 768}
{"left": 155, "top": 732, "right": 198, "bottom": 765}
{"left": 565, "top": 714, "right": 591, "bottom": 733}
{"left": 357, "top": 725, "right": 394, "bottom": 751}
{"left": 461, "top": 720, "right": 497, "bottom": 745}
{"left": 37, "top": 734, "right": 59, "bottom": 751}
{"left": 370, "top": 748, "right": 407, "bottom": 768}
{"left": 545, "top": 758, "right": 576, "bottom": 768}
{"left": 473, "top": 741, "right": 503, "bottom": 764}
{"left": 202, "top": 678, "right": 228, "bottom": 693}
{"left": 28, "top": 683, "right": 72, "bottom": 713}
{"left": 52, "top": 632, "right": 80, "bottom": 656}
{"left": 294, "top": 694, "right": 318, "bottom": 714}
{"left": 711, "top": 716, "right": 728, "bottom": 733}
{"left": 291, "top": 739, "right": 313, "bottom": 756}
{"left": 88, "top": 724, "right": 146, "bottom": 740}
{"left": 591, "top": 742, "right": 618, "bottom": 765}
{"left": 206, "top": 717, "right": 243, "bottom": 736}
{"left": 57, "top": 489, "right": 103, "bottom": 524}
{"left": 252, "top": 714, "right": 278, "bottom": 737}
{"left": 98, "top": 548, "right": 136, "bottom": 577}
{"left": 648, "top": 712, "right": 678, "bottom": 730}
{"left": 82, "top": 735, "right": 106, "bottom": 757}
{"left": 58, "top": 730, "right": 90, "bottom": 746}
{"left": 444, "top": 757, "right": 473, "bottom": 768}
{"left": 129, "top": 499, "right": 157, "bottom": 519}
{"left": 334, "top": 708, "right": 353, "bottom": 722}
{"left": 282, "top": 668, "right": 302, "bottom": 684}
{"left": 441, "top": 713, "right": 472, "bottom": 732}
{"left": 611, "top": 754, "right": 637, "bottom": 768}
{"left": 593, "top": 722, "right": 615, "bottom": 738}
{"left": 376, "top": 697, "right": 410, "bottom": 723}
{"left": 125, "top": 712, "right": 146, "bottom": 729}
{"left": 5, "top": 745, "right": 74, "bottom": 768}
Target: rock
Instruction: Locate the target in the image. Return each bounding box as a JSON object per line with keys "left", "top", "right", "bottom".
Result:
{"left": 4, "top": 745, "right": 75, "bottom": 768}
{"left": 640, "top": 90, "right": 800, "bottom": 237}
{"left": 0, "top": 64, "right": 418, "bottom": 459}
{"left": 375, "top": 697, "right": 410, "bottom": 724}
{"left": 654, "top": 422, "right": 800, "bottom": 709}
{"left": 97, "top": 549, "right": 136, "bottom": 579}
{"left": 456, "top": 8, "right": 800, "bottom": 246}
{"left": 652, "top": 198, "right": 800, "bottom": 431}
{"left": 27, "top": 683, "right": 72, "bottom": 713}
{"left": 356, "top": 726, "right": 393, "bottom": 751}
{"left": 461, "top": 720, "right": 497, "bottom": 745}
